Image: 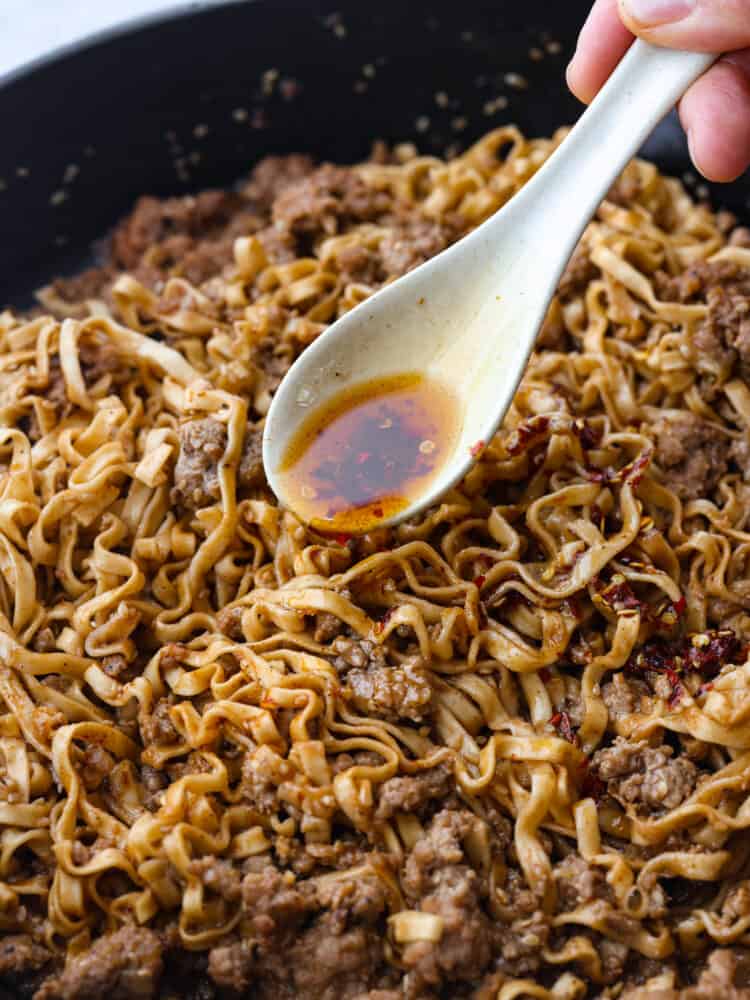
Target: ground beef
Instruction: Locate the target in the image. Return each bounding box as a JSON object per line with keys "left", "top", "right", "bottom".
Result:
{"left": 171, "top": 417, "right": 226, "bottom": 511}
{"left": 375, "top": 762, "right": 454, "bottom": 820}
{"left": 606, "top": 166, "right": 644, "bottom": 208}
{"left": 652, "top": 413, "right": 730, "bottom": 501}
{"left": 400, "top": 810, "right": 498, "bottom": 990}
{"left": 623, "top": 948, "right": 750, "bottom": 998}
{"left": 238, "top": 423, "right": 265, "bottom": 490}
{"left": 314, "top": 612, "right": 346, "bottom": 644}
{"left": 699, "top": 264, "right": 750, "bottom": 377}
{"left": 236, "top": 867, "right": 389, "bottom": 999}
{"left": 332, "top": 635, "right": 387, "bottom": 672}
{"left": 111, "top": 190, "right": 244, "bottom": 271}
{"left": 300, "top": 837, "right": 368, "bottom": 873}
{"left": 189, "top": 857, "right": 242, "bottom": 901}
{"left": 553, "top": 854, "right": 613, "bottom": 910}
{"left": 243, "top": 154, "right": 316, "bottom": 211}
{"left": 207, "top": 939, "right": 254, "bottom": 993}
{"left": 140, "top": 698, "right": 179, "bottom": 747}
{"left": 591, "top": 738, "right": 698, "bottom": 812}
{"left": 347, "top": 663, "right": 434, "bottom": 722}
{"left": 31, "top": 627, "right": 57, "bottom": 653}
{"left": 78, "top": 743, "right": 114, "bottom": 791}
{"left": 336, "top": 244, "right": 381, "bottom": 285}
{"left": 602, "top": 673, "right": 651, "bottom": 722}
{"left": 241, "top": 867, "right": 316, "bottom": 945}
{"left": 272, "top": 164, "right": 393, "bottom": 243}
{"left": 240, "top": 748, "right": 284, "bottom": 815}
{"left": 48, "top": 266, "right": 114, "bottom": 308}
{"left": 327, "top": 211, "right": 458, "bottom": 285}
{"left": 34, "top": 926, "right": 162, "bottom": 1000}
{"left": 557, "top": 241, "right": 598, "bottom": 300}
{"left": 251, "top": 336, "right": 291, "bottom": 396}
{"left": 730, "top": 436, "right": 750, "bottom": 481}
{"left": 79, "top": 340, "right": 127, "bottom": 387}
{"left": 658, "top": 260, "right": 750, "bottom": 381}
{"left": 0, "top": 935, "right": 54, "bottom": 999}
{"left": 171, "top": 418, "right": 265, "bottom": 512}
{"left": 377, "top": 216, "right": 458, "bottom": 278}
{"left": 289, "top": 915, "right": 385, "bottom": 1000}
{"left": 721, "top": 882, "right": 750, "bottom": 923}
{"left": 331, "top": 751, "right": 387, "bottom": 776}
{"left": 217, "top": 605, "right": 244, "bottom": 641}
{"left": 351, "top": 993, "right": 401, "bottom": 1000}
{"left": 313, "top": 871, "right": 390, "bottom": 926}
{"left": 140, "top": 764, "right": 168, "bottom": 811}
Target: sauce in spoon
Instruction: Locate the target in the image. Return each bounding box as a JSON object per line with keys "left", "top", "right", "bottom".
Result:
{"left": 277, "top": 373, "right": 459, "bottom": 534}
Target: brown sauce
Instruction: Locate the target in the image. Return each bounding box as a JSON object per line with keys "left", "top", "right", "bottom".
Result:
{"left": 278, "top": 373, "right": 459, "bottom": 534}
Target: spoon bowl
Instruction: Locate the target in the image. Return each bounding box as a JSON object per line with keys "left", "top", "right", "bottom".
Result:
{"left": 263, "top": 41, "right": 715, "bottom": 529}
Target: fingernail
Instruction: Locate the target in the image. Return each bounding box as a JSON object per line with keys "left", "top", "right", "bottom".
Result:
{"left": 621, "top": 0, "right": 695, "bottom": 26}
{"left": 685, "top": 125, "right": 702, "bottom": 176}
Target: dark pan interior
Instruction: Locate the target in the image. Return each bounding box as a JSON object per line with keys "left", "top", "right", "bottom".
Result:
{"left": 1, "top": 0, "right": 747, "bottom": 307}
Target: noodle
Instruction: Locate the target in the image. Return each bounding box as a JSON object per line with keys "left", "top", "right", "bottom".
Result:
{"left": 2, "top": 128, "right": 750, "bottom": 998}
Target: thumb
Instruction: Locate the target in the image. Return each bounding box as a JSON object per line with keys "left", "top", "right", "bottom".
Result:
{"left": 618, "top": 0, "right": 750, "bottom": 52}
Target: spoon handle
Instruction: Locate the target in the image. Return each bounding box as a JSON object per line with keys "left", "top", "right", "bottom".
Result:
{"left": 493, "top": 40, "right": 715, "bottom": 245}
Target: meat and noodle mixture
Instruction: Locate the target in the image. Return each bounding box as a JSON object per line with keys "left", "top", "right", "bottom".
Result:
{"left": 4, "top": 127, "right": 750, "bottom": 999}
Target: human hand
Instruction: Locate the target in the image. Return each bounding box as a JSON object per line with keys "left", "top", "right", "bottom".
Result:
{"left": 567, "top": 0, "right": 750, "bottom": 181}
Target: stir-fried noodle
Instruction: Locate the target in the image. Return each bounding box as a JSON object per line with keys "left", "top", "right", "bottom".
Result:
{"left": 3, "top": 129, "right": 750, "bottom": 998}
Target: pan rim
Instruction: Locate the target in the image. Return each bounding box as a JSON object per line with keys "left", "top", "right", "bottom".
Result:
{"left": 0, "top": 0, "right": 246, "bottom": 91}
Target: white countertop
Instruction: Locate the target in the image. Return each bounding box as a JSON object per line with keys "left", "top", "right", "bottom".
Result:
{"left": 0, "top": 0, "right": 190, "bottom": 77}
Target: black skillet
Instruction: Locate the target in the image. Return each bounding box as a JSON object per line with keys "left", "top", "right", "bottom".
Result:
{"left": 0, "top": 0, "right": 746, "bottom": 308}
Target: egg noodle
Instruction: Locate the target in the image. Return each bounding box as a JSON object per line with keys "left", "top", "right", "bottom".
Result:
{"left": 3, "top": 127, "right": 750, "bottom": 999}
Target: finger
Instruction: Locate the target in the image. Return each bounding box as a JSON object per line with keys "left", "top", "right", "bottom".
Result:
{"left": 678, "top": 50, "right": 750, "bottom": 181}
{"left": 619, "top": 0, "right": 750, "bottom": 52}
{"left": 567, "top": 0, "right": 635, "bottom": 104}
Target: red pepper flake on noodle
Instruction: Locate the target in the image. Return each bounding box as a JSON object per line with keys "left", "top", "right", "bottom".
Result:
{"left": 549, "top": 711, "right": 578, "bottom": 745}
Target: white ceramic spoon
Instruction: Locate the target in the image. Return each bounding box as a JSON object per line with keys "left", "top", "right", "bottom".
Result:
{"left": 263, "top": 40, "right": 714, "bottom": 527}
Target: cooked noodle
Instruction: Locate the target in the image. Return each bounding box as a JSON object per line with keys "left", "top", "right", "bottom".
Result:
{"left": 3, "top": 128, "right": 750, "bottom": 998}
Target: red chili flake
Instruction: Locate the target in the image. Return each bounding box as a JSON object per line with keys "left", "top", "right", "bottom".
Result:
{"left": 379, "top": 607, "right": 396, "bottom": 628}
{"left": 664, "top": 667, "right": 681, "bottom": 691}
{"left": 372, "top": 506, "right": 384, "bottom": 518}
{"left": 683, "top": 630, "right": 741, "bottom": 677}
{"left": 357, "top": 451, "right": 371, "bottom": 464}
{"left": 539, "top": 667, "right": 551, "bottom": 683}
{"left": 626, "top": 628, "right": 741, "bottom": 696}
{"left": 333, "top": 533, "right": 351, "bottom": 546}
{"left": 507, "top": 415, "right": 551, "bottom": 456}
{"left": 550, "top": 711, "right": 578, "bottom": 745}
{"left": 563, "top": 595, "right": 582, "bottom": 620}
{"left": 583, "top": 467, "right": 608, "bottom": 483}
{"left": 473, "top": 574, "right": 486, "bottom": 589}
{"left": 573, "top": 418, "right": 602, "bottom": 451}
{"left": 597, "top": 575, "right": 642, "bottom": 613}
{"left": 673, "top": 596, "right": 687, "bottom": 617}
{"left": 579, "top": 758, "right": 606, "bottom": 800}
{"left": 619, "top": 449, "right": 653, "bottom": 487}
{"left": 470, "top": 440, "right": 486, "bottom": 458}
{"left": 279, "top": 77, "right": 301, "bottom": 100}
{"left": 698, "top": 682, "right": 714, "bottom": 695}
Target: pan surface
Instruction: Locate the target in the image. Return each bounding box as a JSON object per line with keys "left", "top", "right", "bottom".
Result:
{"left": 1, "top": 0, "right": 745, "bottom": 308}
